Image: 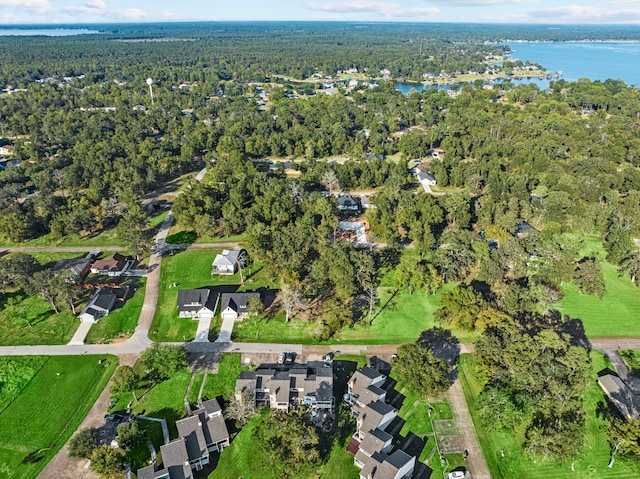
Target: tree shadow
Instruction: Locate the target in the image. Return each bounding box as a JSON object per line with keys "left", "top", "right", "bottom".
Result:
{"left": 418, "top": 327, "right": 461, "bottom": 368}
{"left": 520, "top": 310, "right": 591, "bottom": 351}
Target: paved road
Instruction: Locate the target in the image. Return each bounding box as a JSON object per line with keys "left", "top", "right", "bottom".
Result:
{"left": 1, "top": 245, "right": 122, "bottom": 253}
{"left": 446, "top": 379, "right": 491, "bottom": 479}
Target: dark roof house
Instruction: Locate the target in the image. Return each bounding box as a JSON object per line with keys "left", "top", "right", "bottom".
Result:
{"left": 78, "top": 288, "right": 117, "bottom": 323}
{"left": 51, "top": 252, "right": 97, "bottom": 279}
{"left": 220, "top": 292, "right": 261, "bottom": 321}
{"left": 235, "top": 362, "right": 334, "bottom": 413}
{"left": 337, "top": 194, "right": 361, "bottom": 212}
{"left": 177, "top": 289, "right": 216, "bottom": 319}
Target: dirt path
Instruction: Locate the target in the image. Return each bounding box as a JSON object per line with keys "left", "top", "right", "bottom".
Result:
{"left": 446, "top": 379, "right": 492, "bottom": 479}
{"left": 38, "top": 355, "right": 137, "bottom": 479}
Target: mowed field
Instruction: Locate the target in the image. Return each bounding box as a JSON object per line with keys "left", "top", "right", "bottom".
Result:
{"left": 0, "top": 355, "right": 117, "bottom": 479}
{"left": 457, "top": 352, "right": 640, "bottom": 479}
{"left": 561, "top": 260, "right": 640, "bottom": 337}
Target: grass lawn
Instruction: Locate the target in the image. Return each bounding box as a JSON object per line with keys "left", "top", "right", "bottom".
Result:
{"left": 151, "top": 249, "right": 274, "bottom": 342}
{"left": 620, "top": 350, "right": 640, "bottom": 372}
{"left": 85, "top": 279, "right": 146, "bottom": 344}
{"left": 201, "top": 354, "right": 249, "bottom": 402}
{"left": 457, "top": 352, "right": 640, "bottom": 479}
{"left": 165, "top": 223, "right": 245, "bottom": 245}
{"left": 0, "top": 355, "right": 117, "bottom": 479}
{"left": 0, "top": 292, "right": 78, "bottom": 345}
{"left": 561, "top": 260, "right": 640, "bottom": 337}
{"left": 233, "top": 286, "right": 474, "bottom": 345}
{"left": 111, "top": 367, "right": 191, "bottom": 439}
{"left": 558, "top": 234, "right": 640, "bottom": 338}
{"left": 0, "top": 227, "right": 124, "bottom": 248}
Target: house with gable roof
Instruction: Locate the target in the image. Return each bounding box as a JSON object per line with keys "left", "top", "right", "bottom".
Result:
{"left": 177, "top": 289, "right": 216, "bottom": 320}
{"left": 211, "top": 249, "right": 246, "bottom": 275}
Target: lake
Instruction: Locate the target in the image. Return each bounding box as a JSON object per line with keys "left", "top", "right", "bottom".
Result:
{"left": 397, "top": 41, "right": 640, "bottom": 94}
{"left": 507, "top": 42, "right": 640, "bottom": 87}
{"left": 0, "top": 28, "right": 99, "bottom": 36}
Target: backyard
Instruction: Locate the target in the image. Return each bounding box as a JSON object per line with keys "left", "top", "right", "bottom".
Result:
{"left": 150, "top": 248, "right": 275, "bottom": 342}
{"left": 457, "top": 352, "right": 640, "bottom": 479}
{"left": 0, "top": 355, "right": 117, "bottom": 479}
{"left": 85, "top": 279, "right": 146, "bottom": 344}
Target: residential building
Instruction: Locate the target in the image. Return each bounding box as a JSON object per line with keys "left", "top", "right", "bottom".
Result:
{"left": 177, "top": 289, "right": 216, "bottom": 320}
{"left": 78, "top": 288, "right": 117, "bottom": 323}
{"left": 598, "top": 373, "right": 640, "bottom": 419}
{"left": 51, "top": 252, "right": 98, "bottom": 280}
{"left": 359, "top": 449, "right": 416, "bottom": 479}
{"left": 417, "top": 171, "right": 437, "bottom": 186}
{"left": 138, "top": 439, "right": 193, "bottom": 479}
{"left": 137, "top": 399, "right": 229, "bottom": 479}
{"left": 211, "top": 249, "right": 246, "bottom": 275}
{"left": 90, "top": 253, "right": 134, "bottom": 276}
{"left": 0, "top": 145, "right": 14, "bottom": 155}
{"left": 347, "top": 367, "right": 387, "bottom": 407}
{"left": 235, "top": 362, "right": 335, "bottom": 413}
{"left": 337, "top": 194, "right": 361, "bottom": 212}
{"left": 347, "top": 367, "right": 418, "bottom": 479}
{"left": 219, "top": 292, "right": 260, "bottom": 321}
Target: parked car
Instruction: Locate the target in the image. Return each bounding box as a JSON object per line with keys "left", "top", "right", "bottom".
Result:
{"left": 322, "top": 352, "right": 335, "bottom": 361}
{"left": 278, "top": 352, "right": 285, "bottom": 364}
{"left": 284, "top": 352, "right": 295, "bottom": 365}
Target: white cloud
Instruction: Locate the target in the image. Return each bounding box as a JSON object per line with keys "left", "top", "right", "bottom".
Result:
{"left": 62, "top": 1, "right": 182, "bottom": 21}
{"left": 528, "top": 4, "right": 640, "bottom": 21}
{"left": 86, "top": 0, "right": 106, "bottom": 8}
{"left": 305, "top": 1, "right": 438, "bottom": 17}
{"left": 0, "top": 0, "right": 53, "bottom": 14}
{"left": 427, "top": 0, "right": 529, "bottom": 5}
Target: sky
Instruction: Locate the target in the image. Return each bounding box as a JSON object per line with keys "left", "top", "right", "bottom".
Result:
{"left": 2, "top": 0, "right": 640, "bottom": 25}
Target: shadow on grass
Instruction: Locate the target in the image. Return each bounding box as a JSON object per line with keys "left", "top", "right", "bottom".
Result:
{"left": 166, "top": 231, "right": 198, "bottom": 245}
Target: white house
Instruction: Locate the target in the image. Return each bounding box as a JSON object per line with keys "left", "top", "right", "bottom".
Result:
{"left": 211, "top": 249, "right": 246, "bottom": 275}
{"left": 417, "top": 171, "right": 437, "bottom": 186}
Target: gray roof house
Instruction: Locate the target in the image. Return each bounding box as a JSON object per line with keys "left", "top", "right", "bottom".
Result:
{"left": 359, "top": 449, "right": 416, "bottom": 479}
{"left": 220, "top": 292, "right": 261, "bottom": 321}
{"left": 211, "top": 249, "right": 246, "bottom": 275}
{"left": 51, "top": 252, "right": 98, "bottom": 279}
{"left": 138, "top": 439, "right": 193, "bottom": 479}
{"left": 137, "top": 399, "right": 229, "bottom": 479}
{"left": 417, "top": 171, "right": 437, "bottom": 186}
{"left": 78, "top": 288, "right": 117, "bottom": 323}
{"left": 347, "top": 367, "right": 419, "bottom": 479}
{"left": 235, "top": 362, "right": 334, "bottom": 413}
{"left": 177, "top": 289, "right": 216, "bottom": 320}
{"left": 598, "top": 373, "right": 640, "bottom": 419}
{"left": 337, "top": 195, "right": 361, "bottom": 212}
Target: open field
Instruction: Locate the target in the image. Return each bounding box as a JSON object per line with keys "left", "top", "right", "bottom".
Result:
{"left": 85, "top": 279, "right": 146, "bottom": 344}
{"left": 233, "top": 286, "right": 474, "bottom": 345}
{"left": 151, "top": 248, "right": 275, "bottom": 342}
{"left": 0, "top": 355, "right": 117, "bottom": 479}
{"left": 561, "top": 260, "right": 640, "bottom": 338}
{"left": 0, "top": 227, "right": 124, "bottom": 249}
{"left": 457, "top": 352, "right": 640, "bottom": 479}
{"left": 165, "top": 224, "right": 245, "bottom": 245}
{"left": 0, "top": 292, "right": 78, "bottom": 346}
